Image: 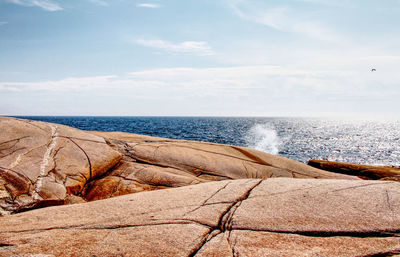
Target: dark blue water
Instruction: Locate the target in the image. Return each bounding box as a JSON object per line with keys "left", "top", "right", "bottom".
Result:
{"left": 14, "top": 116, "right": 400, "bottom": 167}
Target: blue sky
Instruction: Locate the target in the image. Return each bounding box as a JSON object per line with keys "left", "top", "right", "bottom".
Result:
{"left": 0, "top": 0, "right": 399, "bottom": 117}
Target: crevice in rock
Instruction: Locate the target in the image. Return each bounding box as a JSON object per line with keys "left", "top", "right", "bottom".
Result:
{"left": 0, "top": 136, "right": 30, "bottom": 147}
{"left": 196, "top": 171, "right": 231, "bottom": 180}
{"left": 32, "top": 125, "right": 58, "bottom": 203}
{"left": 0, "top": 147, "right": 26, "bottom": 159}
{"left": 287, "top": 168, "right": 320, "bottom": 178}
{"left": 227, "top": 230, "right": 239, "bottom": 257}
{"left": 111, "top": 174, "right": 175, "bottom": 188}
{"left": 11, "top": 199, "right": 65, "bottom": 214}
{"left": 80, "top": 221, "right": 203, "bottom": 230}
{"left": 68, "top": 138, "right": 92, "bottom": 180}
{"left": 247, "top": 183, "right": 350, "bottom": 201}
{"left": 186, "top": 179, "right": 263, "bottom": 257}
{"left": 185, "top": 181, "right": 232, "bottom": 215}
{"left": 87, "top": 160, "right": 122, "bottom": 183}
{"left": 159, "top": 218, "right": 214, "bottom": 229}
{"left": 218, "top": 180, "right": 263, "bottom": 232}
{"left": 55, "top": 136, "right": 106, "bottom": 144}
{"left": 14, "top": 119, "right": 49, "bottom": 134}
{"left": 80, "top": 159, "right": 123, "bottom": 199}
{"left": 202, "top": 201, "right": 235, "bottom": 207}
{"left": 2, "top": 220, "right": 207, "bottom": 234}
{"left": 0, "top": 243, "right": 15, "bottom": 247}
{"left": 129, "top": 153, "right": 233, "bottom": 180}
{"left": 7, "top": 144, "right": 50, "bottom": 169}
{"left": 64, "top": 174, "right": 86, "bottom": 184}
{"left": 134, "top": 143, "right": 272, "bottom": 168}
{"left": 104, "top": 139, "right": 138, "bottom": 162}
{"left": 131, "top": 159, "right": 148, "bottom": 165}
{"left": 230, "top": 146, "right": 272, "bottom": 166}
{"left": 121, "top": 202, "right": 232, "bottom": 221}
{"left": 0, "top": 166, "right": 34, "bottom": 184}
{"left": 187, "top": 228, "right": 220, "bottom": 257}
{"left": 231, "top": 227, "right": 400, "bottom": 238}
{"left": 332, "top": 182, "right": 395, "bottom": 193}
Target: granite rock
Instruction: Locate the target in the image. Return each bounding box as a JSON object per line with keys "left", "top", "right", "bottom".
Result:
{"left": 308, "top": 160, "right": 400, "bottom": 181}
{"left": 0, "top": 117, "right": 357, "bottom": 214}
{"left": 0, "top": 178, "right": 399, "bottom": 256}
{"left": 0, "top": 117, "right": 122, "bottom": 214}
{"left": 84, "top": 131, "right": 358, "bottom": 200}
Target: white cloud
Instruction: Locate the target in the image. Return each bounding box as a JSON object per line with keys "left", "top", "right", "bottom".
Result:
{"left": 293, "top": 0, "right": 351, "bottom": 7}
{"left": 0, "top": 76, "right": 118, "bottom": 92}
{"left": 359, "top": 55, "right": 400, "bottom": 61}
{"left": 135, "top": 39, "right": 214, "bottom": 55}
{"left": 126, "top": 66, "right": 373, "bottom": 97}
{"left": 230, "top": 4, "right": 289, "bottom": 30}
{"left": 292, "top": 22, "right": 344, "bottom": 43}
{"left": 0, "top": 21, "right": 8, "bottom": 26}
{"left": 6, "top": 0, "right": 62, "bottom": 11}
{"left": 1, "top": 66, "right": 399, "bottom": 116}
{"left": 1, "top": 66, "right": 397, "bottom": 99}
{"left": 87, "top": 0, "right": 108, "bottom": 6}
{"left": 225, "top": 0, "right": 345, "bottom": 43}
{"left": 136, "top": 3, "right": 160, "bottom": 8}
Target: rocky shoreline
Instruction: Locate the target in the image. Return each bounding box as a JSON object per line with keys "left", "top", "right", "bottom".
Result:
{"left": 0, "top": 117, "right": 399, "bottom": 256}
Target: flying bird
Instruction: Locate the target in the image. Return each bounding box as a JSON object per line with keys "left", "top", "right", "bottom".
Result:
{"left": 371, "top": 68, "right": 376, "bottom": 72}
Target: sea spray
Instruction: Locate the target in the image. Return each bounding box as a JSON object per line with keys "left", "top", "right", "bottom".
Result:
{"left": 245, "top": 124, "right": 281, "bottom": 154}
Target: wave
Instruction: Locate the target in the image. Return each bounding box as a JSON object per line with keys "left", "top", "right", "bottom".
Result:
{"left": 245, "top": 123, "right": 281, "bottom": 155}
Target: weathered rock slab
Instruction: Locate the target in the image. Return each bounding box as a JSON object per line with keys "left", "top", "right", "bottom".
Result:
{"left": 308, "top": 160, "right": 400, "bottom": 181}
{"left": 0, "top": 117, "right": 122, "bottom": 214}
{"left": 0, "top": 178, "right": 399, "bottom": 256}
{"left": 84, "top": 131, "right": 358, "bottom": 200}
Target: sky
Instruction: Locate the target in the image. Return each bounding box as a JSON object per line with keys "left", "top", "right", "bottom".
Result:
{"left": 0, "top": 0, "right": 399, "bottom": 117}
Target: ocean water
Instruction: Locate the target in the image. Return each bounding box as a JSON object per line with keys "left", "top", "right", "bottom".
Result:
{"left": 14, "top": 116, "right": 400, "bottom": 167}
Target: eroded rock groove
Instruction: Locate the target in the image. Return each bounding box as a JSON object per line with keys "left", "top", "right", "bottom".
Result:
{"left": 187, "top": 179, "right": 263, "bottom": 256}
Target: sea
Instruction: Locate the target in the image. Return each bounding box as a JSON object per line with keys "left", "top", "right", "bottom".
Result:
{"left": 14, "top": 116, "right": 400, "bottom": 167}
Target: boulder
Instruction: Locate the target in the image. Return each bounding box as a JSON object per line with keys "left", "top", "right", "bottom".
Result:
{"left": 0, "top": 117, "right": 122, "bottom": 214}
{"left": 0, "top": 178, "right": 399, "bottom": 256}
{"left": 308, "top": 160, "right": 400, "bottom": 181}
{"left": 83, "top": 131, "right": 358, "bottom": 200}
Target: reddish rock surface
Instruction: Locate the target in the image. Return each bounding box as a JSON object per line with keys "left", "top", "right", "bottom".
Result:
{"left": 1, "top": 117, "right": 399, "bottom": 256}
{"left": 0, "top": 178, "right": 399, "bottom": 256}
{"left": 308, "top": 160, "right": 400, "bottom": 181}
{"left": 84, "top": 131, "right": 358, "bottom": 201}
{"left": 1, "top": 117, "right": 357, "bottom": 214}
{"left": 0, "top": 117, "right": 122, "bottom": 214}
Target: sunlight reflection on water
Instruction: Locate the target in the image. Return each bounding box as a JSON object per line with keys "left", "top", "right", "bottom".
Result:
{"left": 16, "top": 116, "right": 400, "bottom": 166}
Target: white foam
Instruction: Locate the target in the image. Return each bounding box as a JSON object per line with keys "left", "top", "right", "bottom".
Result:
{"left": 245, "top": 123, "right": 281, "bottom": 155}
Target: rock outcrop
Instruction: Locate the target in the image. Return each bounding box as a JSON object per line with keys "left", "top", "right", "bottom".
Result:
{"left": 84, "top": 130, "right": 357, "bottom": 201}
{"left": 308, "top": 160, "right": 400, "bottom": 181}
{"left": 1, "top": 117, "right": 399, "bottom": 256}
{"left": 0, "top": 178, "right": 399, "bottom": 256}
{"left": 0, "top": 117, "right": 122, "bottom": 215}
{"left": 0, "top": 117, "right": 356, "bottom": 214}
